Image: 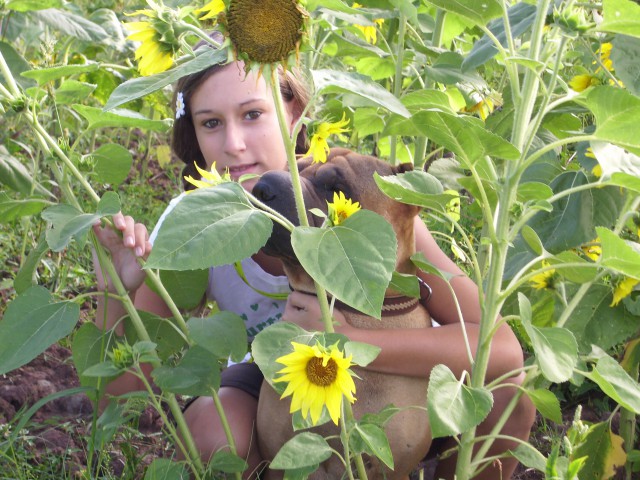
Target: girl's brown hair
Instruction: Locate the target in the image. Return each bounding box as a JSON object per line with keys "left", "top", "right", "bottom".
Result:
{"left": 171, "top": 40, "right": 310, "bottom": 190}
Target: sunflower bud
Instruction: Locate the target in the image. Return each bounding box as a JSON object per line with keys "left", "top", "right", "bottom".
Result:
{"left": 108, "top": 341, "right": 135, "bottom": 370}
{"left": 10, "top": 95, "right": 26, "bottom": 113}
{"left": 553, "top": 5, "right": 593, "bottom": 35}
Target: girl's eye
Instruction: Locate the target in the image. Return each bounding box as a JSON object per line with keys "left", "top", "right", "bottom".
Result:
{"left": 245, "top": 110, "right": 261, "bottom": 120}
{"left": 203, "top": 119, "right": 220, "bottom": 129}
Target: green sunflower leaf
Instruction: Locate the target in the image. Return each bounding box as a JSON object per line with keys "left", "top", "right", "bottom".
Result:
{"left": 270, "top": 432, "right": 332, "bottom": 469}
{"left": 146, "top": 183, "right": 272, "bottom": 270}
{"left": 427, "top": 364, "right": 493, "bottom": 438}
{"left": 292, "top": 210, "right": 397, "bottom": 318}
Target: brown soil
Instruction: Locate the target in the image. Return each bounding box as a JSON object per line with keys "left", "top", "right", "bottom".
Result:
{"left": 0, "top": 343, "right": 170, "bottom": 478}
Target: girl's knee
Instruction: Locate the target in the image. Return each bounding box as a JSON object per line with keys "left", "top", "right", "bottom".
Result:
{"left": 183, "top": 389, "right": 259, "bottom": 461}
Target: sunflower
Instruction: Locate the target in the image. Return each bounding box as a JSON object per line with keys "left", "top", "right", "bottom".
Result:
{"left": 569, "top": 74, "right": 600, "bottom": 92}
{"left": 595, "top": 42, "right": 613, "bottom": 72}
{"left": 580, "top": 238, "right": 601, "bottom": 261}
{"left": 327, "top": 191, "right": 361, "bottom": 226}
{"left": 352, "top": 2, "right": 384, "bottom": 44}
{"left": 184, "top": 162, "right": 231, "bottom": 190}
{"left": 462, "top": 96, "right": 496, "bottom": 121}
{"left": 274, "top": 341, "right": 356, "bottom": 425}
{"left": 610, "top": 276, "right": 639, "bottom": 307}
{"left": 124, "top": 1, "right": 185, "bottom": 76}
{"left": 305, "top": 113, "right": 350, "bottom": 164}
{"left": 530, "top": 261, "right": 557, "bottom": 290}
{"left": 223, "top": 0, "right": 307, "bottom": 70}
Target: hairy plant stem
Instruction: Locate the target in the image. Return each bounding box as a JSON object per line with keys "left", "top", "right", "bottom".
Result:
{"left": 211, "top": 387, "right": 243, "bottom": 480}
{"left": 135, "top": 366, "right": 204, "bottom": 480}
{"left": 388, "top": 13, "right": 407, "bottom": 166}
{"left": 93, "top": 240, "right": 205, "bottom": 476}
{"left": 414, "top": 9, "right": 446, "bottom": 169}
{"left": 341, "top": 402, "right": 368, "bottom": 480}
{"left": 455, "top": 2, "right": 551, "bottom": 478}
{"left": 270, "top": 69, "right": 335, "bottom": 334}
{"left": 0, "top": 50, "right": 21, "bottom": 96}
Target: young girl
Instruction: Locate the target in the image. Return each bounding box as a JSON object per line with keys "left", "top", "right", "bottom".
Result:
{"left": 94, "top": 57, "right": 535, "bottom": 479}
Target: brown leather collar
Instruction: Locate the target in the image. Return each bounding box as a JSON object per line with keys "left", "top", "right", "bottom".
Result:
{"left": 292, "top": 276, "right": 432, "bottom": 318}
{"left": 333, "top": 295, "right": 421, "bottom": 317}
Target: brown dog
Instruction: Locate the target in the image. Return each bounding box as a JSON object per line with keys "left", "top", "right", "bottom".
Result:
{"left": 252, "top": 148, "right": 433, "bottom": 479}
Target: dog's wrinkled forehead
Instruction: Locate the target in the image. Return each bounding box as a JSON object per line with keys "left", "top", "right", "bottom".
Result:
{"left": 297, "top": 148, "right": 394, "bottom": 205}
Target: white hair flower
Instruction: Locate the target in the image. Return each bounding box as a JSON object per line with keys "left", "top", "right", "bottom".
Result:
{"left": 175, "top": 91, "right": 186, "bottom": 119}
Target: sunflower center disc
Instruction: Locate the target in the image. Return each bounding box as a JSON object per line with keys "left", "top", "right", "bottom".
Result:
{"left": 306, "top": 357, "right": 338, "bottom": 386}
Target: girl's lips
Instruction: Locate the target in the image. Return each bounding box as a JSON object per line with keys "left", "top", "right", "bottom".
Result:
{"left": 228, "top": 163, "right": 258, "bottom": 179}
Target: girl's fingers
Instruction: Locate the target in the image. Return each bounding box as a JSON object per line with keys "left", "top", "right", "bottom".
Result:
{"left": 113, "top": 211, "right": 126, "bottom": 230}
{"left": 122, "top": 216, "right": 136, "bottom": 248}
{"left": 133, "top": 223, "right": 149, "bottom": 256}
{"left": 143, "top": 240, "right": 153, "bottom": 259}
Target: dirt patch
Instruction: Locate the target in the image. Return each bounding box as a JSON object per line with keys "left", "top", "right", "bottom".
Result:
{"left": 0, "top": 343, "right": 169, "bottom": 478}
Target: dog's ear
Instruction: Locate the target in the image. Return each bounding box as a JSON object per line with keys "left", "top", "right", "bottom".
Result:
{"left": 393, "top": 162, "right": 414, "bottom": 175}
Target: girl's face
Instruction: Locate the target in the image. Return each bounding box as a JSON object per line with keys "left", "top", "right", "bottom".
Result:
{"left": 189, "top": 63, "right": 297, "bottom": 191}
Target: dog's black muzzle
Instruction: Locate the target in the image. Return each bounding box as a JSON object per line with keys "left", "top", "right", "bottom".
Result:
{"left": 252, "top": 171, "right": 301, "bottom": 261}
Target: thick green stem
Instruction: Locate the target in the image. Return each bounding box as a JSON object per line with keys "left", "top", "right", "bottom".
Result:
{"left": 135, "top": 368, "right": 203, "bottom": 480}
{"left": 93, "top": 237, "right": 204, "bottom": 475}
{"left": 270, "top": 69, "right": 335, "bottom": 333}
{"left": 388, "top": 13, "right": 407, "bottom": 166}
{"left": 341, "top": 401, "right": 367, "bottom": 480}
{"left": 0, "top": 49, "right": 21, "bottom": 96}
{"left": 144, "top": 268, "right": 191, "bottom": 337}
{"left": 511, "top": 0, "right": 552, "bottom": 152}
{"left": 414, "top": 9, "right": 446, "bottom": 168}
{"left": 455, "top": 3, "right": 552, "bottom": 478}
{"left": 211, "top": 387, "right": 243, "bottom": 480}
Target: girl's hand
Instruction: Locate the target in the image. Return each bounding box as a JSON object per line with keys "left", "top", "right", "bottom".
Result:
{"left": 92, "top": 212, "right": 152, "bottom": 293}
{"left": 284, "top": 291, "right": 353, "bottom": 336}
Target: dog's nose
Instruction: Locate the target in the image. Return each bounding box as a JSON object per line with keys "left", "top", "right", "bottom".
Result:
{"left": 252, "top": 180, "right": 276, "bottom": 202}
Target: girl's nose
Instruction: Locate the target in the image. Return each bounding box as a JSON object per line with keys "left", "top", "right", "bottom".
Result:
{"left": 224, "top": 122, "right": 246, "bottom": 155}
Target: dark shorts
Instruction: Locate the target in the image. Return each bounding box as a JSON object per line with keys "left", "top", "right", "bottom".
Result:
{"left": 219, "top": 361, "right": 264, "bottom": 399}
{"left": 182, "top": 362, "right": 264, "bottom": 413}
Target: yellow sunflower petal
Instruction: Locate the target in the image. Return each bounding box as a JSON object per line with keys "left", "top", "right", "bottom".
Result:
{"left": 610, "top": 277, "right": 639, "bottom": 307}
{"left": 128, "top": 28, "right": 157, "bottom": 42}
{"left": 195, "top": 0, "right": 225, "bottom": 20}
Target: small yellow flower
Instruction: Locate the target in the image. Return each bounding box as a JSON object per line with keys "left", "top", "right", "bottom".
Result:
{"left": 195, "top": 0, "right": 225, "bottom": 20}
{"left": 530, "top": 260, "right": 556, "bottom": 290}
{"left": 327, "top": 191, "right": 361, "bottom": 226}
{"left": 569, "top": 74, "right": 600, "bottom": 92}
{"left": 610, "top": 276, "right": 639, "bottom": 307}
{"left": 595, "top": 42, "right": 613, "bottom": 72}
{"left": 352, "top": 2, "right": 384, "bottom": 44}
{"left": 462, "top": 97, "right": 495, "bottom": 121}
{"left": 444, "top": 189, "right": 461, "bottom": 223}
{"left": 580, "top": 238, "right": 601, "bottom": 261}
{"left": 184, "top": 162, "right": 231, "bottom": 191}
{"left": 274, "top": 342, "right": 356, "bottom": 425}
{"left": 305, "top": 113, "right": 350, "bottom": 164}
